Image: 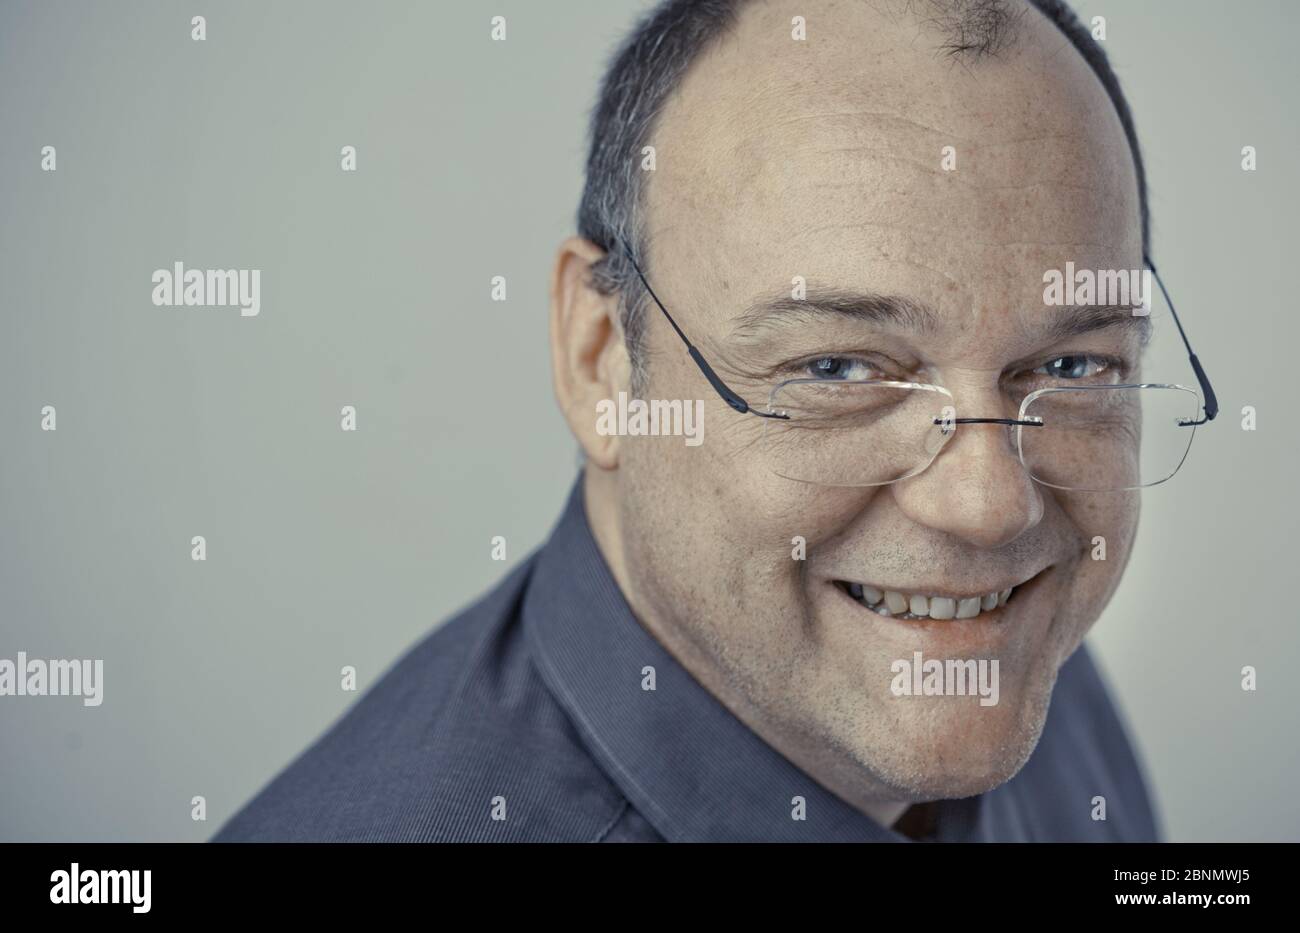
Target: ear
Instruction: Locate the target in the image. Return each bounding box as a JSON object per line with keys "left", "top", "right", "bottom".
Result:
{"left": 550, "top": 236, "right": 631, "bottom": 471}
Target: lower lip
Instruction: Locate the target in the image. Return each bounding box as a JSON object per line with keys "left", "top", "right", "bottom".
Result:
{"left": 829, "top": 569, "right": 1050, "bottom": 636}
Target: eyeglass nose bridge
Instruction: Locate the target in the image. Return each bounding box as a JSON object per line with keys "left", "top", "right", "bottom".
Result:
{"left": 932, "top": 416, "right": 1044, "bottom": 438}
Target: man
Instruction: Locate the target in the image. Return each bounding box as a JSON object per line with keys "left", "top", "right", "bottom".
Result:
{"left": 215, "top": 0, "right": 1195, "bottom": 842}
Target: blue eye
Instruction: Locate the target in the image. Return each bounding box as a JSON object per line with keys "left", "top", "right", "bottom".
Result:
{"left": 806, "top": 357, "right": 883, "bottom": 380}
{"left": 810, "top": 357, "right": 849, "bottom": 379}
{"left": 1035, "top": 355, "right": 1110, "bottom": 380}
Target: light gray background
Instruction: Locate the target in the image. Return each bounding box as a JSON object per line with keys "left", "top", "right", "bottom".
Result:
{"left": 1, "top": 0, "right": 1296, "bottom": 842}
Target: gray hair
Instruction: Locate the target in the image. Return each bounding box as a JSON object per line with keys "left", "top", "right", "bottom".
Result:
{"left": 575, "top": 0, "right": 1149, "bottom": 391}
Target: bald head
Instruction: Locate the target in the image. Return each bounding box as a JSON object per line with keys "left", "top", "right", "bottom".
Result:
{"left": 577, "top": 0, "right": 1146, "bottom": 384}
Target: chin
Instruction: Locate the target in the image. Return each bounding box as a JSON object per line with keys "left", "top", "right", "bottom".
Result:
{"left": 851, "top": 684, "right": 1054, "bottom": 801}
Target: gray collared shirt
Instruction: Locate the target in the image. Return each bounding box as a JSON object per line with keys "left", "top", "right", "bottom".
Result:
{"left": 213, "top": 479, "right": 1159, "bottom": 842}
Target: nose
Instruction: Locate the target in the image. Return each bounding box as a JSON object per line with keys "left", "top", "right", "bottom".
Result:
{"left": 891, "top": 415, "right": 1044, "bottom": 549}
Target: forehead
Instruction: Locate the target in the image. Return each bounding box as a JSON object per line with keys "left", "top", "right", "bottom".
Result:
{"left": 645, "top": 0, "right": 1143, "bottom": 335}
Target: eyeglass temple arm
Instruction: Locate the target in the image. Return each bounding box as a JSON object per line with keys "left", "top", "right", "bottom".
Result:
{"left": 616, "top": 243, "right": 1216, "bottom": 427}
{"left": 1147, "top": 255, "right": 1218, "bottom": 424}
{"left": 618, "top": 238, "right": 788, "bottom": 420}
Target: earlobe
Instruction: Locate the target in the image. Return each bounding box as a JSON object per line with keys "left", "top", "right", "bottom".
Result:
{"left": 550, "top": 236, "right": 627, "bottom": 471}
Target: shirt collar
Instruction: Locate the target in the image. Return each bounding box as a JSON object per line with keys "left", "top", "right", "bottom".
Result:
{"left": 524, "top": 478, "right": 982, "bottom": 842}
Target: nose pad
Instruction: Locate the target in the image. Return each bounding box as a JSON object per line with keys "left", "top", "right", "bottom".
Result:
{"left": 926, "top": 416, "right": 1042, "bottom": 468}
{"left": 926, "top": 405, "right": 957, "bottom": 457}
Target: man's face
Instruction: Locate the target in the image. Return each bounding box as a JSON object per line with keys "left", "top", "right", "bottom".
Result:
{"left": 610, "top": 0, "right": 1143, "bottom": 801}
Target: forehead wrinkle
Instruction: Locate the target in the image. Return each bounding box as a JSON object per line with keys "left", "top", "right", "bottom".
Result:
{"left": 768, "top": 123, "right": 1121, "bottom": 195}
{"left": 806, "top": 166, "right": 1104, "bottom": 198}
{"left": 781, "top": 219, "right": 1137, "bottom": 256}
{"left": 795, "top": 147, "right": 1115, "bottom": 190}
{"left": 767, "top": 106, "right": 958, "bottom": 139}
{"left": 780, "top": 219, "right": 1123, "bottom": 252}
{"left": 764, "top": 225, "right": 969, "bottom": 290}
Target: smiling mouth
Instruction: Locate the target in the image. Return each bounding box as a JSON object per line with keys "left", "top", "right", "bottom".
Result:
{"left": 832, "top": 572, "right": 1043, "bottom": 622}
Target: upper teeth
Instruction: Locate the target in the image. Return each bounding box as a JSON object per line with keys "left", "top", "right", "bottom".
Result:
{"left": 845, "top": 582, "right": 1013, "bottom": 620}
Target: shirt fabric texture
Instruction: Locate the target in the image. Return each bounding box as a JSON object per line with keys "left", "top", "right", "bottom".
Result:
{"left": 214, "top": 478, "right": 1159, "bottom": 843}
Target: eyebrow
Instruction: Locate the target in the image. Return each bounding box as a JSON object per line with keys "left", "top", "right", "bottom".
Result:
{"left": 1044, "top": 303, "right": 1152, "bottom": 347}
{"left": 728, "top": 286, "right": 1151, "bottom": 347}
{"left": 728, "top": 288, "right": 939, "bottom": 342}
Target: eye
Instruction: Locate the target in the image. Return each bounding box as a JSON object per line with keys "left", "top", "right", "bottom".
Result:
{"left": 804, "top": 356, "right": 887, "bottom": 381}
{"left": 1033, "top": 354, "right": 1112, "bottom": 380}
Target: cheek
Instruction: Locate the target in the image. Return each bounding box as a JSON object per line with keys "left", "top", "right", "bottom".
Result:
{"left": 744, "top": 484, "right": 883, "bottom": 556}
{"left": 1057, "top": 489, "right": 1139, "bottom": 554}
{"left": 623, "top": 415, "right": 886, "bottom": 594}
{"left": 1053, "top": 490, "right": 1139, "bottom": 613}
